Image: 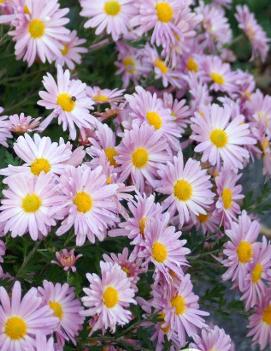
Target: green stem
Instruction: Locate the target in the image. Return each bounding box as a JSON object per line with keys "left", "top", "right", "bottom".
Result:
{"left": 16, "top": 241, "right": 41, "bottom": 278}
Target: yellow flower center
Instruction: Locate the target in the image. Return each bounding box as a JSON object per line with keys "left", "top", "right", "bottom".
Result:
{"left": 174, "top": 179, "right": 193, "bottom": 202}
{"left": 156, "top": 2, "right": 174, "bottom": 23}
{"left": 92, "top": 95, "right": 109, "bottom": 103}
{"left": 30, "top": 158, "right": 51, "bottom": 176}
{"left": 262, "top": 305, "right": 271, "bottom": 325}
{"left": 131, "top": 147, "right": 149, "bottom": 168}
{"left": 222, "top": 188, "right": 233, "bottom": 209}
{"left": 105, "top": 147, "right": 118, "bottom": 167}
{"left": 123, "top": 56, "right": 136, "bottom": 74}
{"left": 197, "top": 213, "right": 209, "bottom": 223}
{"left": 171, "top": 295, "right": 186, "bottom": 315}
{"left": 139, "top": 216, "right": 147, "bottom": 236}
{"left": 210, "top": 72, "right": 225, "bottom": 85}
{"left": 261, "top": 138, "right": 269, "bottom": 155}
{"left": 57, "top": 92, "right": 76, "bottom": 112}
{"left": 158, "top": 312, "right": 170, "bottom": 333}
{"left": 49, "top": 300, "right": 64, "bottom": 320}
{"left": 73, "top": 192, "right": 93, "bottom": 213}
{"left": 251, "top": 263, "right": 263, "bottom": 283}
{"left": 104, "top": 0, "right": 121, "bottom": 16}
{"left": 237, "top": 240, "right": 253, "bottom": 263}
{"left": 210, "top": 129, "right": 228, "bottom": 148}
{"left": 24, "top": 5, "right": 30, "bottom": 14}
{"left": 22, "top": 194, "right": 42, "bottom": 213}
{"left": 61, "top": 44, "right": 69, "bottom": 56}
{"left": 4, "top": 316, "right": 27, "bottom": 340}
{"left": 152, "top": 241, "right": 168, "bottom": 263}
{"left": 186, "top": 57, "right": 199, "bottom": 72}
{"left": 146, "top": 111, "right": 163, "bottom": 130}
{"left": 103, "top": 286, "right": 119, "bottom": 308}
{"left": 154, "top": 58, "right": 168, "bottom": 74}
{"left": 28, "top": 19, "right": 45, "bottom": 39}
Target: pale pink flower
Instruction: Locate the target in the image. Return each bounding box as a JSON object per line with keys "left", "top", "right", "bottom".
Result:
{"left": 0, "top": 281, "right": 58, "bottom": 351}
{"left": 241, "top": 237, "right": 271, "bottom": 310}
{"left": 0, "top": 113, "right": 12, "bottom": 147}
{"left": 56, "top": 30, "right": 87, "bottom": 70}
{"left": 38, "top": 65, "right": 96, "bottom": 140}
{"left": 157, "top": 151, "right": 214, "bottom": 227}
{"left": 38, "top": 281, "right": 84, "bottom": 347}
{"left": 191, "top": 103, "right": 256, "bottom": 170}
{"left": 52, "top": 249, "right": 82, "bottom": 272}
{"left": 9, "top": 113, "right": 41, "bottom": 134}
{"left": 116, "top": 122, "right": 170, "bottom": 192}
{"left": 246, "top": 90, "right": 271, "bottom": 132}
{"left": 10, "top": 0, "right": 70, "bottom": 66}
{"left": 235, "top": 5, "right": 269, "bottom": 62}
{"left": 186, "top": 73, "right": 211, "bottom": 113}
{"left": 190, "top": 205, "right": 221, "bottom": 235}
{"left": 87, "top": 86, "right": 124, "bottom": 106}
{"left": 80, "top": 0, "right": 136, "bottom": 41}
{"left": 222, "top": 211, "right": 260, "bottom": 291}
{"left": 34, "top": 334, "right": 55, "bottom": 351}
{"left": 56, "top": 165, "right": 119, "bottom": 246}
{"left": 81, "top": 261, "right": 136, "bottom": 333}
{"left": 191, "top": 325, "right": 233, "bottom": 351}
{"left": 0, "top": 173, "right": 63, "bottom": 240}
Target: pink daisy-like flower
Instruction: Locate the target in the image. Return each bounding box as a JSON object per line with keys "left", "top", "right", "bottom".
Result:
{"left": 1, "top": 133, "right": 72, "bottom": 178}
{"left": 0, "top": 113, "right": 12, "bottom": 147}
{"left": 56, "top": 30, "right": 87, "bottom": 70}
{"left": 141, "top": 212, "right": 190, "bottom": 280}
{"left": 38, "top": 281, "right": 84, "bottom": 347}
{"left": 247, "top": 288, "right": 271, "bottom": 350}
{"left": 56, "top": 165, "right": 119, "bottom": 246}
{"left": 10, "top": 0, "right": 70, "bottom": 66}
{"left": 131, "top": 0, "right": 185, "bottom": 47}
{"left": 222, "top": 211, "right": 260, "bottom": 291}
{"left": 156, "top": 151, "right": 214, "bottom": 227}
{"left": 190, "top": 325, "right": 233, "bottom": 351}
{"left": 81, "top": 261, "right": 136, "bottom": 333}
{"left": 9, "top": 113, "right": 41, "bottom": 134}
{"left": 0, "top": 173, "right": 63, "bottom": 240}
{"left": 163, "top": 273, "right": 208, "bottom": 347}
{"left": 80, "top": 0, "right": 136, "bottom": 41}
{"left": 190, "top": 205, "right": 221, "bottom": 235}
{"left": 34, "top": 334, "right": 55, "bottom": 351}
{"left": 215, "top": 169, "right": 244, "bottom": 227}
{"left": 191, "top": 103, "right": 256, "bottom": 170}
{"left": 125, "top": 86, "right": 181, "bottom": 148}
{"left": 241, "top": 237, "right": 271, "bottom": 310}
{"left": 116, "top": 122, "right": 170, "bottom": 192}
{"left": 52, "top": 249, "right": 82, "bottom": 273}
{"left": 0, "top": 281, "right": 58, "bottom": 351}
{"left": 87, "top": 86, "right": 124, "bottom": 106}
{"left": 38, "top": 65, "right": 96, "bottom": 140}
{"left": 186, "top": 73, "right": 212, "bottom": 114}
{"left": 235, "top": 5, "right": 269, "bottom": 62}
{"left": 246, "top": 90, "right": 271, "bottom": 132}
{"left": 110, "top": 192, "right": 162, "bottom": 245}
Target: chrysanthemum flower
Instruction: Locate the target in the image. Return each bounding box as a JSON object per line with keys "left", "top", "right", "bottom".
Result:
{"left": 110, "top": 192, "right": 162, "bottom": 245}
{"left": 163, "top": 273, "right": 208, "bottom": 347}
{"left": 222, "top": 211, "right": 260, "bottom": 291}
{"left": 0, "top": 173, "right": 63, "bottom": 240}
{"left": 141, "top": 212, "right": 190, "bottom": 280}
{"left": 52, "top": 249, "right": 82, "bottom": 272}
{"left": 241, "top": 237, "right": 271, "bottom": 310}
{"left": 38, "top": 281, "right": 84, "bottom": 346}
{"left": 10, "top": 0, "right": 70, "bottom": 66}
{"left": 215, "top": 169, "right": 244, "bottom": 227}
{"left": 116, "top": 122, "right": 170, "bottom": 192}
{"left": 0, "top": 113, "right": 12, "bottom": 147}
{"left": 38, "top": 65, "right": 96, "bottom": 140}
{"left": 235, "top": 5, "right": 269, "bottom": 62}
{"left": 87, "top": 86, "right": 124, "bottom": 106}
{"left": 81, "top": 261, "right": 136, "bottom": 333}
{"left": 246, "top": 90, "right": 271, "bottom": 132}
{"left": 190, "top": 325, "right": 233, "bottom": 351}
{"left": 56, "top": 30, "right": 87, "bottom": 70}
{"left": 247, "top": 288, "right": 271, "bottom": 350}
{"left": 190, "top": 205, "right": 221, "bottom": 235}
{"left": 191, "top": 103, "right": 256, "bottom": 170}
{"left": 0, "top": 281, "right": 58, "bottom": 351}
{"left": 35, "top": 334, "right": 55, "bottom": 351}
{"left": 9, "top": 113, "right": 41, "bottom": 134}
{"left": 56, "top": 165, "right": 119, "bottom": 246}
{"left": 157, "top": 151, "right": 214, "bottom": 227}
{"left": 80, "top": 0, "right": 136, "bottom": 41}
{"left": 2, "top": 133, "right": 72, "bottom": 178}
{"left": 125, "top": 86, "right": 181, "bottom": 148}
